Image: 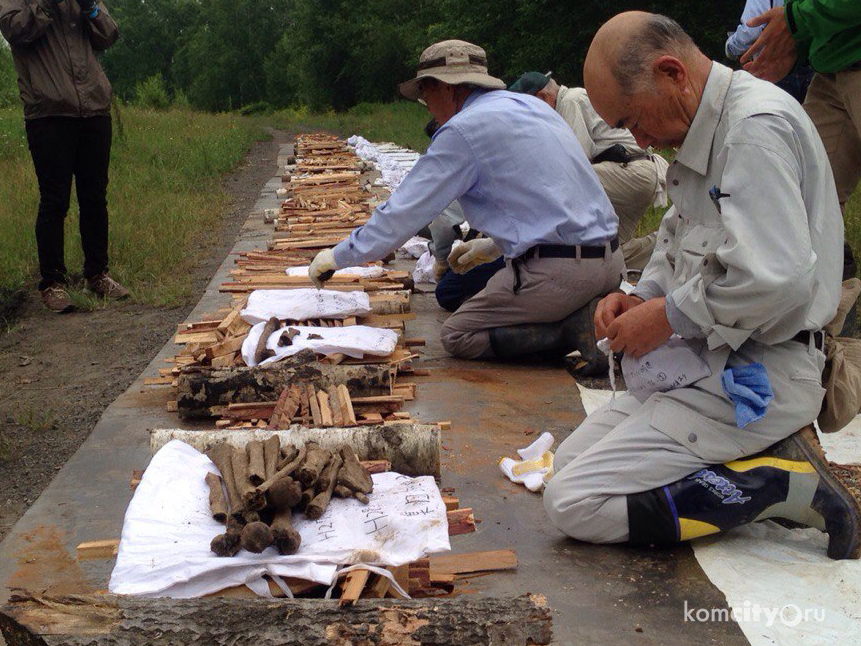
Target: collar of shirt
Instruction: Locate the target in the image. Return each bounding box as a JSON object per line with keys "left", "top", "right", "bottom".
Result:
{"left": 674, "top": 62, "right": 733, "bottom": 176}
{"left": 460, "top": 88, "right": 488, "bottom": 112}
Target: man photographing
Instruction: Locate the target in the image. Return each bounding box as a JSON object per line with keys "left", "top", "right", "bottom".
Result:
{"left": 1, "top": 0, "right": 128, "bottom": 312}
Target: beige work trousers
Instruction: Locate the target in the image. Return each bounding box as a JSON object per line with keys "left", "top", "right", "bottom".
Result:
{"left": 592, "top": 158, "right": 661, "bottom": 270}
{"left": 440, "top": 247, "right": 625, "bottom": 359}
{"left": 803, "top": 69, "right": 861, "bottom": 210}
{"left": 543, "top": 337, "right": 826, "bottom": 544}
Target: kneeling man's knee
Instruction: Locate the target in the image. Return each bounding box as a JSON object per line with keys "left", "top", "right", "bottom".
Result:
{"left": 440, "top": 321, "right": 488, "bottom": 359}
{"left": 543, "top": 475, "right": 625, "bottom": 544}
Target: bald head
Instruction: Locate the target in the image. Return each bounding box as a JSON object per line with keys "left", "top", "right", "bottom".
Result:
{"left": 583, "top": 11, "right": 711, "bottom": 149}
{"left": 586, "top": 11, "right": 698, "bottom": 95}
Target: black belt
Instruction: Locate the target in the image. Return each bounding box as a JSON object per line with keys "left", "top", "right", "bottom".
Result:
{"left": 519, "top": 238, "right": 619, "bottom": 261}
{"left": 792, "top": 330, "right": 824, "bottom": 348}
{"left": 512, "top": 238, "right": 619, "bottom": 293}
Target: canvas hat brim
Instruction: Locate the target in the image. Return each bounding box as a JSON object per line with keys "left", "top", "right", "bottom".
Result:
{"left": 398, "top": 68, "right": 506, "bottom": 101}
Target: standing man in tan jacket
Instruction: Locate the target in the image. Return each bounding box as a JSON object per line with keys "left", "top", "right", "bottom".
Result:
{"left": 0, "top": 0, "right": 128, "bottom": 312}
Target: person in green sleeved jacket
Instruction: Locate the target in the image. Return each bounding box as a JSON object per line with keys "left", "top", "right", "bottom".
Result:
{"left": 740, "top": 0, "right": 861, "bottom": 285}
{"left": 740, "top": 0, "right": 861, "bottom": 213}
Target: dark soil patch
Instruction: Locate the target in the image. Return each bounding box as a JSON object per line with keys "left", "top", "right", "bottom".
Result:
{"left": 0, "top": 129, "right": 289, "bottom": 540}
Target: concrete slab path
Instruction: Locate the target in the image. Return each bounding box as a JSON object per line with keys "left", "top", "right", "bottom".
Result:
{"left": 0, "top": 141, "right": 747, "bottom": 645}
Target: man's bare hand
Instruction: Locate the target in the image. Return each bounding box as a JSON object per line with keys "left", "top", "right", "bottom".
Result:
{"left": 594, "top": 292, "right": 644, "bottom": 339}
{"left": 606, "top": 297, "right": 673, "bottom": 358}
{"left": 741, "top": 7, "right": 797, "bottom": 82}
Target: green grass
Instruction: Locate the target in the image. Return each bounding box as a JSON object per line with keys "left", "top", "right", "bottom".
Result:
{"left": 0, "top": 106, "right": 264, "bottom": 306}
{"left": 15, "top": 405, "right": 55, "bottom": 433}
{"left": 3, "top": 99, "right": 858, "bottom": 310}
{"left": 264, "top": 102, "right": 431, "bottom": 153}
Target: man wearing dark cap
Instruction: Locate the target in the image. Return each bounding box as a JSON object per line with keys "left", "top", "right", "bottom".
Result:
{"left": 309, "top": 40, "right": 622, "bottom": 371}
{"left": 511, "top": 71, "right": 668, "bottom": 271}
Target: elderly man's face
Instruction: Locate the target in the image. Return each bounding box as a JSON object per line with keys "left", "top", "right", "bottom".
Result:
{"left": 586, "top": 56, "right": 694, "bottom": 149}
{"left": 418, "top": 79, "right": 460, "bottom": 125}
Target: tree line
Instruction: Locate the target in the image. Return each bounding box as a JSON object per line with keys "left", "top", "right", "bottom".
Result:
{"left": 2, "top": 0, "right": 745, "bottom": 112}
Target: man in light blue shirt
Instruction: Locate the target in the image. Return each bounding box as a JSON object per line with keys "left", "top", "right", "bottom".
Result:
{"left": 726, "top": 0, "right": 812, "bottom": 103}
{"left": 310, "top": 40, "right": 624, "bottom": 368}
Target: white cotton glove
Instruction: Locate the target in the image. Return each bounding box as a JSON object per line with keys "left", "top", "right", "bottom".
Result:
{"left": 447, "top": 238, "right": 502, "bottom": 274}
{"left": 309, "top": 248, "right": 339, "bottom": 289}
{"left": 499, "top": 432, "right": 556, "bottom": 492}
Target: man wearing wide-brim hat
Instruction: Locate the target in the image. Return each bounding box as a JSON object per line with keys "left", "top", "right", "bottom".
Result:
{"left": 310, "top": 40, "right": 624, "bottom": 370}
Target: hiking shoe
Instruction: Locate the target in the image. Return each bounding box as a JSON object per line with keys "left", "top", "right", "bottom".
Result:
{"left": 40, "top": 284, "right": 75, "bottom": 313}
{"left": 765, "top": 426, "right": 861, "bottom": 559}
{"left": 87, "top": 273, "right": 130, "bottom": 300}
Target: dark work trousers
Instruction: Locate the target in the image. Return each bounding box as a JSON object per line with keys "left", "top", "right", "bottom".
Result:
{"left": 25, "top": 116, "right": 112, "bottom": 290}
{"left": 435, "top": 257, "right": 506, "bottom": 312}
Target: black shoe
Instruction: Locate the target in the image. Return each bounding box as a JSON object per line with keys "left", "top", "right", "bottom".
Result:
{"left": 627, "top": 426, "right": 861, "bottom": 560}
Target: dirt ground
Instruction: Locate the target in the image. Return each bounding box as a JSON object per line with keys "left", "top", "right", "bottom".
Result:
{"left": 0, "top": 130, "right": 289, "bottom": 541}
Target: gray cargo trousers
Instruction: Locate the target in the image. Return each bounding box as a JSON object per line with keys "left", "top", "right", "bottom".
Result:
{"left": 543, "top": 337, "right": 827, "bottom": 543}
{"left": 440, "top": 244, "right": 625, "bottom": 359}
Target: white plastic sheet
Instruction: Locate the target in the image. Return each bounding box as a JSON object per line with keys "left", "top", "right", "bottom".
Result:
{"left": 575, "top": 384, "right": 861, "bottom": 645}
{"left": 400, "top": 236, "right": 429, "bottom": 259}
{"left": 241, "top": 323, "right": 398, "bottom": 367}
{"left": 412, "top": 250, "right": 437, "bottom": 284}
{"left": 621, "top": 336, "right": 711, "bottom": 402}
{"left": 240, "top": 288, "right": 371, "bottom": 325}
{"left": 109, "top": 440, "right": 451, "bottom": 598}
{"left": 284, "top": 265, "right": 387, "bottom": 279}
{"left": 346, "top": 135, "right": 419, "bottom": 190}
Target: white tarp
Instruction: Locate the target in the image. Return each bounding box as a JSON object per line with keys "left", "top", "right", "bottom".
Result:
{"left": 240, "top": 289, "right": 372, "bottom": 325}
{"left": 347, "top": 135, "right": 419, "bottom": 191}
{"left": 400, "top": 236, "right": 429, "bottom": 259}
{"left": 241, "top": 323, "right": 398, "bottom": 367}
{"left": 284, "top": 265, "right": 387, "bottom": 279}
{"left": 412, "top": 250, "right": 436, "bottom": 284}
{"left": 109, "top": 440, "right": 451, "bottom": 598}
{"left": 575, "top": 384, "right": 861, "bottom": 645}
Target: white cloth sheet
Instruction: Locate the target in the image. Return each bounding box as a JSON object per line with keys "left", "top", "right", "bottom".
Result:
{"left": 347, "top": 135, "right": 419, "bottom": 190}
{"left": 412, "top": 250, "right": 437, "bottom": 284}
{"left": 241, "top": 323, "right": 398, "bottom": 367}
{"left": 109, "top": 440, "right": 451, "bottom": 598}
{"left": 284, "top": 265, "right": 387, "bottom": 279}
{"left": 400, "top": 236, "right": 430, "bottom": 259}
{"left": 575, "top": 383, "right": 861, "bottom": 645}
{"left": 240, "top": 288, "right": 372, "bottom": 325}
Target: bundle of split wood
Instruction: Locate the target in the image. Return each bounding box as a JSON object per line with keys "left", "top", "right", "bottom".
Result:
{"left": 205, "top": 438, "right": 373, "bottom": 557}
{"left": 154, "top": 133, "right": 426, "bottom": 430}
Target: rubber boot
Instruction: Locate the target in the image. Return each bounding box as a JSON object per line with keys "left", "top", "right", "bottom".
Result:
{"left": 562, "top": 297, "right": 607, "bottom": 378}
{"left": 488, "top": 320, "right": 567, "bottom": 359}
{"left": 627, "top": 426, "right": 861, "bottom": 560}
{"left": 487, "top": 297, "right": 606, "bottom": 366}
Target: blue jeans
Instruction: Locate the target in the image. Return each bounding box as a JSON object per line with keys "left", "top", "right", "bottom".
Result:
{"left": 435, "top": 257, "right": 506, "bottom": 312}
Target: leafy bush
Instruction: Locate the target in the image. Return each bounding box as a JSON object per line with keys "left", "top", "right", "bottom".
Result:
{"left": 133, "top": 74, "right": 171, "bottom": 110}
{"left": 239, "top": 101, "right": 271, "bottom": 116}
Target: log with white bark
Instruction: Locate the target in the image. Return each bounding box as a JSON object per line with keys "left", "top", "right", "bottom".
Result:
{"left": 176, "top": 349, "right": 391, "bottom": 419}
{"left": 150, "top": 423, "right": 441, "bottom": 478}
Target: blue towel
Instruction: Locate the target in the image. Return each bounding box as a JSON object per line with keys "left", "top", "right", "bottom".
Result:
{"left": 721, "top": 363, "right": 774, "bottom": 428}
